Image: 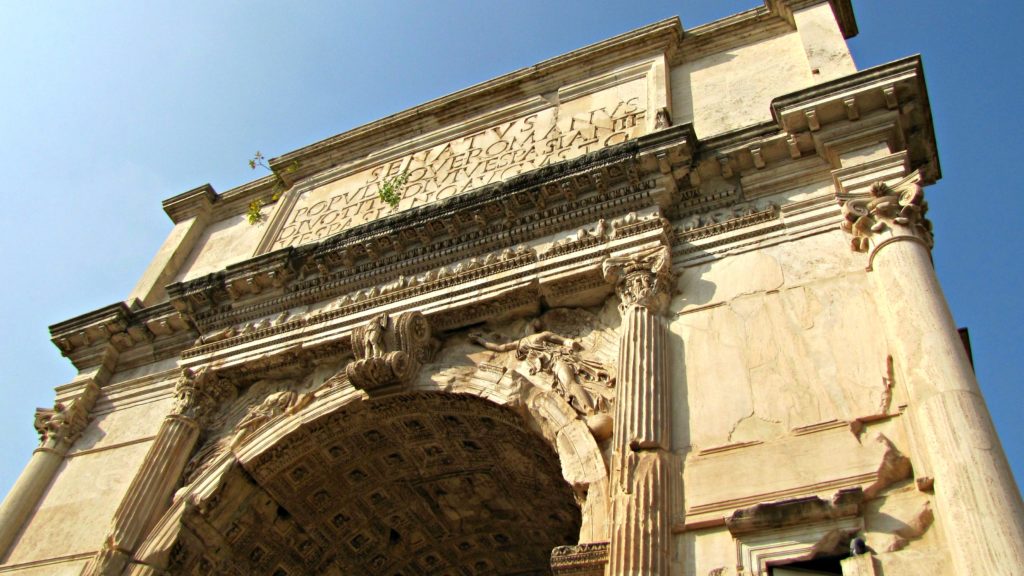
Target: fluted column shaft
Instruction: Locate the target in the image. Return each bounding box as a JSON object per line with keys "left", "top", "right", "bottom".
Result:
{"left": 843, "top": 176, "right": 1024, "bottom": 573}
{"left": 83, "top": 368, "right": 231, "bottom": 576}
{"left": 603, "top": 245, "right": 675, "bottom": 576}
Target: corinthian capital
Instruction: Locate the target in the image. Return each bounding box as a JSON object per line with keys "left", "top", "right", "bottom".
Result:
{"left": 171, "top": 366, "right": 235, "bottom": 426}
{"left": 602, "top": 245, "right": 673, "bottom": 313}
{"left": 34, "top": 381, "right": 99, "bottom": 450}
{"left": 841, "top": 170, "right": 933, "bottom": 253}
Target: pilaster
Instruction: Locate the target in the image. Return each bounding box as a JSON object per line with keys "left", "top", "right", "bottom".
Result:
{"left": 0, "top": 379, "right": 100, "bottom": 561}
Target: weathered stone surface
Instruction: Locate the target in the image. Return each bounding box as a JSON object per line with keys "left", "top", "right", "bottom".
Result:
{"left": 5, "top": 3, "right": 1018, "bottom": 575}
{"left": 5, "top": 440, "right": 153, "bottom": 565}
{"left": 672, "top": 255, "right": 889, "bottom": 450}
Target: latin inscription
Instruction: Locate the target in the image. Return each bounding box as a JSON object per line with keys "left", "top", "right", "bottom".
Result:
{"left": 272, "top": 79, "right": 648, "bottom": 249}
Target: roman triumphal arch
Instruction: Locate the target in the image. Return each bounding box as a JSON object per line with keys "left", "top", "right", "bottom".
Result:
{"left": 4, "top": 4, "right": 1024, "bottom": 575}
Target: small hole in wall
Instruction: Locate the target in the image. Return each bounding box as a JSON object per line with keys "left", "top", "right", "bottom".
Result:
{"left": 812, "top": 68, "right": 821, "bottom": 75}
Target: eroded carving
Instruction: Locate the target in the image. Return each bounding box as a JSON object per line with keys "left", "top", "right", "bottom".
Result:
{"left": 231, "top": 390, "right": 314, "bottom": 447}
{"left": 172, "top": 366, "right": 236, "bottom": 426}
{"left": 726, "top": 487, "right": 864, "bottom": 536}
{"left": 602, "top": 245, "right": 673, "bottom": 312}
{"left": 841, "top": 172, "right": 933, "bottom": 253}
{"left": 346, "top": 311, "right": 434, "bottom": 393}
{"left": 470, "top": 320, "right": 615, "bottom": 418}
{"left": 33, "top": 382, "right": 99, "bottom": 450}
{"left": 551, "top": 541, "right": 610, "bottom": 575}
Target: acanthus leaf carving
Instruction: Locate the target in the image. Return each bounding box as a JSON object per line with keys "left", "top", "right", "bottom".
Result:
{"left": 601, "top": 245, "right": 673, "bottom": 313}
{"left": 841, "top": 170, "right": 933, "bottom": 253}
{"left": 172, "top": 366, "right": 236, "bottom": 427}
{"left": 33, "top": 381, "right": 99, "bottom": 450}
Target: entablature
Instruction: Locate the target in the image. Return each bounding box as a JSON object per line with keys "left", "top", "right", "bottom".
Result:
{"left": 771, "top": 55, "right": 939, "bottom": 182}
{"left": 52, "top": 55, "right": 941, "bottom": 376}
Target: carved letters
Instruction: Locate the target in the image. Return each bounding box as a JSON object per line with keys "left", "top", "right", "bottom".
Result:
{"left": 272, "top": 87, "right": 649, "bottom": 250}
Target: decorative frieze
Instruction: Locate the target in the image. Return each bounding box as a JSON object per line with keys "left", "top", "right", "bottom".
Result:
{"left": 551, "top": 541, "right": 610, "bottom": 575}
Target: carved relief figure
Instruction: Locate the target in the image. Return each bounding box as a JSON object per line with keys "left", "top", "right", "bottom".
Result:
{"left": 231, "top": 390, "right": 313, "bottom": 447}
{"left": 363, "top": 313, "right": 388, "bottom": 358}
{"left": 470, "top": 320, "right": 614, "bottom": 416}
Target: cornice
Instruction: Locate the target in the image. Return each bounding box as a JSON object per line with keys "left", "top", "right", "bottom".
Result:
{"left": 267, "top": 19, "right": 682, "bottom": 186}
{"left": 769, "top": 0, "right": 858, "bottom": 39}
{"left": 166, "top": 130, "right": 695, "bottom": 332}
{"left": 52, "top": 117, "right": 844, "bottom": 370}
{"left": 161, "top": 184, "right": 217, "bottom": 224}
{"left": 50, "top": 300, "right": 194, "bottom": 371}
{"left": 771, "top": 55, "right": 940, "bottom": 183}
{"left": 54, "top": 42, "right": 944, "bottom": 382}
{"left": 155, "top": 3, "right": 841, "bottom": 220}
{"left": 677, "top": 5, "right": 792, "bottom": 64}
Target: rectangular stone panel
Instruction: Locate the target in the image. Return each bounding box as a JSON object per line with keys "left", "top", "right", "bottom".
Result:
{"left": 263, "top": 61, "right": 657, "bottom": 251}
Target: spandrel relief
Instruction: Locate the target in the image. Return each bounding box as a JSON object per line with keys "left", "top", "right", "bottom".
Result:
{"left": 462, "top": 307, "right": 620, "bottom": 439}
{"left": 402, "top": 305, "right": 618, "bottom": 543}
{"left": 180, "top": 359, "right": 346, "bottom": 487}
{"left": 469, "top": 322, "right": 615, "bottom": 418}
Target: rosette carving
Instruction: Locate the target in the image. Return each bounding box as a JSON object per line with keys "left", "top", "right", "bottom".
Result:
{"left": 601, "top": 245, "right": 673, "bottom": 313}
{"left": 841, "top": 171, "right": 933, "bottom": 253}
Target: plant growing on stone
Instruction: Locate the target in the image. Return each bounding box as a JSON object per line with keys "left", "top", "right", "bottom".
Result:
{"left": 246, "top": 151, "right": 299, "bottom": 225}
{"left": 377, "top": 170, "right": 409, "bottom": 209}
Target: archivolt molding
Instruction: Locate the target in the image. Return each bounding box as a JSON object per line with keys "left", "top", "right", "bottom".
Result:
{"left": 133, "top": 310, "right": 619, "bottom": 574}
{"left": 129, "top": 340, "right": 610, "bottom": 569}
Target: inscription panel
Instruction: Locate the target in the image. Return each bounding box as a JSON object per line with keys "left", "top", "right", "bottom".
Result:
{"left": 267, "top": 74, "right": 651, "bottom": 250}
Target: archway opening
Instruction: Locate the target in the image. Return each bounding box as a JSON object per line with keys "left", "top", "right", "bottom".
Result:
{"left": 175, "top": 392, "right": 582, "bottom": 575}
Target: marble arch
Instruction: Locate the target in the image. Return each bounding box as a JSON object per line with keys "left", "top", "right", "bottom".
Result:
{"left": 129, "top": 346, "right": 615, "bottom": 575}
{"left": 6, "top": 4, "right": 1024, "bottom": 574}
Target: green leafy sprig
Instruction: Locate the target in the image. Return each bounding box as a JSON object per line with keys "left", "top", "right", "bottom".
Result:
{"left": 246, "top": 151, "right": 299, "bottom": 225}
{"left": 376, "top": 171, "right": 409, "bottom": 209}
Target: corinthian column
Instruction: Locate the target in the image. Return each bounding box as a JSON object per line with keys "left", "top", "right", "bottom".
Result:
{"left": 840, "top": 171, "right": 1024, "bottom": 572}
{"left": 601, "top": 245, "right": 675, "bottom": 576}
{"left": 83, "top": 367, "right": 234, "bottom": 576}
{"left": 0, "top": 381, "right": 99, "bottom": 560}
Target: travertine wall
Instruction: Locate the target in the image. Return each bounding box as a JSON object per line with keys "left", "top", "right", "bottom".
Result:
{"left": 6, "top": 2, "right": 1020, "bottom": 575}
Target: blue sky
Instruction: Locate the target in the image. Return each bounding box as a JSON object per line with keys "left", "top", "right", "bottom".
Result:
{"left": 1, "top": 1, "right": 1021, "bottom": 502}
